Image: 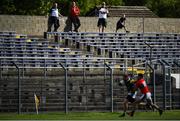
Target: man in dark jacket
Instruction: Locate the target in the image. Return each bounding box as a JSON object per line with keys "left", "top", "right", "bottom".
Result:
{"left": 116, "top": 14, "right": 129, "bottom": 33}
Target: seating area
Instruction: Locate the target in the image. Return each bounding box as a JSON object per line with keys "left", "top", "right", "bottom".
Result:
{"left": 2, "top": 31, "right": 178, "bottom": 69}
{"left": 0, "top": 31, "right": 124, "bottom": 69}
{"left": 46, "top": 32, "right": 180, "bottom": 60}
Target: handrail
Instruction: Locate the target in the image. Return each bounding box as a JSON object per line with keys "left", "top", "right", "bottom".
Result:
{"left": 46, "top": 32, "right": 180, "bottom": 35}
{"left": 0, "top": 56, "right": 145, "bottom": 60}
{"left": 0, "top": 56, "right": 146, "bottom": 69}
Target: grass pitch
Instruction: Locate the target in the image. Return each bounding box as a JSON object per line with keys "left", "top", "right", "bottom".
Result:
{"left": 0, "top": 110, "right": 180, "bottom": 120}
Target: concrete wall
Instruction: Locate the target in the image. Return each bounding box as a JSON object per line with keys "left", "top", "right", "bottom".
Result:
{"left": 0, "top": 15, "right": 180, "bottom": 35}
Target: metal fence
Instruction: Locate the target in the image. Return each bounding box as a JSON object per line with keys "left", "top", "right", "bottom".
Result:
{"left": 0, "top": 57, "right": 179, "bottom": 114}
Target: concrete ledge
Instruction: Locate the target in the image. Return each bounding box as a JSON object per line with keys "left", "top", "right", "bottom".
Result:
{"left": 0, "top": 15, "right": 180, "bottom": 35}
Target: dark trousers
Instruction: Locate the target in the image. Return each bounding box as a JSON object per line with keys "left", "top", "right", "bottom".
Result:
{"left": 47, "top": 16, "right": 60, "bottom": 32}
{"left": 70, "top": 16, "right": 81, "bottom": 32}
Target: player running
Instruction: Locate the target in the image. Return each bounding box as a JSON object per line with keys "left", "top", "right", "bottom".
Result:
{"left": 127, "top": 73, "right": 163, "bottom": 117}
{"left": 119, "top": 74, "right": 137, "bottom": 117}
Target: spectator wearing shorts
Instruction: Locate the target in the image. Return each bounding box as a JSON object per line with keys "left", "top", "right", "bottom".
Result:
{"left": 97, "top": 2, "right": 109, "bottom": 33}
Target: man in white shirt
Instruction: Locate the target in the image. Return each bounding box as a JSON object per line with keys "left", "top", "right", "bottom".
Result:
{"left": 97, "top": 2, "right": 109, "bottom": 33}
{"left": 47, "top": 3, "right": 63, "bottom": 32}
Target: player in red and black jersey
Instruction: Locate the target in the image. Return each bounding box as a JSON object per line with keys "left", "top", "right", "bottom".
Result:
{"left": 127, "top": 73, "right": 163, "bottom": 117}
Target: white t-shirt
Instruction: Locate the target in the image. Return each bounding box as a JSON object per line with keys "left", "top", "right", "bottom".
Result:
{"left": 98, "top": 8, "right": 109, "bottom": 19}
{"left": 51, "top": 8, "right": 59, "bottom": 17}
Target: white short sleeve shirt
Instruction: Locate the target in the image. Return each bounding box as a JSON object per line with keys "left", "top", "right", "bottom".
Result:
{"left": 98, "top": 8, "right": 109, "bottom": 19}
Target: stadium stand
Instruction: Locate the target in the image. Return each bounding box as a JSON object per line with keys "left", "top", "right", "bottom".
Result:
{"left": 0, "top": 31, "right": 179, "bottom": 112}
{"left": 47, "top": 32, "right": 180, "bottom": 59}
{"left": 0, "top": 32, "right": 119, "bottom": 68}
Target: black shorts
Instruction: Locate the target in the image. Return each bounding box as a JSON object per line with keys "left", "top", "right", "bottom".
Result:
{"left": 97, "top": 18, "right": 107, "bottom": 27}
{"left": 126, "top": 95, "right": 135, "bottom": 103}
{"left": 48, "top": 16, "right": 60, "bottom": 27}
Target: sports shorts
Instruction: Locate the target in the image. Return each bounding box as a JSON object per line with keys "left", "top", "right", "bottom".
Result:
{"left": 140, "top": 92, "right": 153, "bottom": 104}
{"left": 97, "top": 18, "right": 107, "bottom": 27}
{"left": 126, "top": 95, "right": 135, "bottom": 103}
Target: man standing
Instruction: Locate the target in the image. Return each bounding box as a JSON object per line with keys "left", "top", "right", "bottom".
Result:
{"left": 70, "top": 1, "right": 81, "bottom": 32}
{"left": 97, "top": 2, "right": 109, "bottom": 33}
{"left": 47, "top": 3, "right": 63, "bottom": 32}
{"left": 127, "top": 73, "right": 163, "bottom": 117}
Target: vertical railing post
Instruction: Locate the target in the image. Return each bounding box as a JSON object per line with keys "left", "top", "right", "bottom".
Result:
{"left": 83, "top": 59, "right": 85, "bottom": 83}
{"left": 147, "top": 63, "right": 156, "bottom": 104}
{"left": 163, "top": 65, "right": 166, "bottom": 110}
{"left": 158, "top": 60, "right": 166, "bottom": 110}
{"left": 144, "top": 42, "right": 153, "bottom": 65}
{"left": 12, "top": 62, "right": 21, "bottom": 114}
{"left": 110, "top": 68, "right": 113, "bottom": 112}
{"left": 0, "top": 59, "right": 2, "bottom": 79}
{"left": 105, "top": 63, "right": 113, "bottom": 112}
{"left": 42, "top": 59, "right": 47, "bottom": 106}
{"left": 125, "top": 58, "right": 127, "bottom": 73}
{"left": 17, "top": 64, "right": 21, "bottom": 114}
{"left": 153, "top": 66, "right": 156, "bottom": 104}
{"left": 104, "top": 60, "right": 106, "bottom": 83}
{"left": 59, "top": 61, "right": 68, "bottom": 114}
{"left": 143, "top": 16, "right": 145, "bottom": 33}
{"left": 65, "top": 60, "right": 68, "bottom": 114}
{"left": 83, "top": 59, "right": 88, "bottom": 111}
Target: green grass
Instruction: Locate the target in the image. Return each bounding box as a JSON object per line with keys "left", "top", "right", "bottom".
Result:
{"left": 0, "top": 110, "right": 180, "bottom": 120}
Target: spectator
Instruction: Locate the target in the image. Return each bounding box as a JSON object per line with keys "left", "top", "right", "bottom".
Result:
{"left": 116, "top": 14, "right": 129, "bottom": 33}
{"left": 97, "top": 2, "right": 109, "bottom": 33}
{"left": 127, "top": 73, "right": 163, "bottom": 117}
{"left": 70, "top": 1, "right": 81, "bottom": 32}
{"left": 47, "top": 2, "right": 63, "bottom": 32}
